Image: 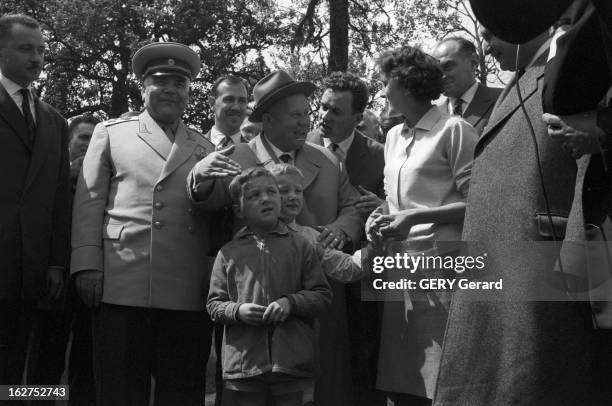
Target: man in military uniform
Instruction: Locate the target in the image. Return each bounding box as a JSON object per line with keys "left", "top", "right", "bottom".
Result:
{"left": 71, "top": 42, "right": 214, "bottom": 406}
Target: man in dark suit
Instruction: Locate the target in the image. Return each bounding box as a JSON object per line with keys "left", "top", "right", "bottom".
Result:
{"left": 0, "top": 14, "right": 71, "bottom": 384}
{"left": 307, "top": 71, "right": 386, "bottom": 406}
{"left": 433, "top": 36, "right": 502, "bottom": 135}
{"left": 434, "top": 25, "right": 612, "bottom": 405}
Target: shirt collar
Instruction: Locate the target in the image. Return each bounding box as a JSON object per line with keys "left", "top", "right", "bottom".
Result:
{"left": 284, "top": 220, "right": 300, "bottom": 232}
{"left": 210, "top": 125, "right": 242, "bottom": 146}
{"left": 403, "top": 105, "right": 442, "bottom": 136}
{"left": 0, "top": 72, "right": 30, "bottom": 97}
{"left": 449, "top": 81, "right": 478, "bottom": 112}
{"left": 322, "top": 130, "right": 355, "bottom": 156}
{"left": 235, "top": 222, "right": 290, "bottom": 239}
{"left": 265, "top": 135, "right": 295, "bottom": 160}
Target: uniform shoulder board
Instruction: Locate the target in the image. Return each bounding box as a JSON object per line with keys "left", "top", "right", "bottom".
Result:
{"left": 104, "top": 115, "right": 139, "bottom": 127}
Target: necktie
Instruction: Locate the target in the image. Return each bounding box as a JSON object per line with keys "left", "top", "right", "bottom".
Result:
{"left": 20, "top": 88, "right": 36, "bottom": 144}
{"left": 453, "top": 98, "right": 464, "bottom": 117}
{"left": 216, "top": 136, "right": 232, "bottom": 151}
{"left": 328, "top": 143, "right": 345, "bottom": 162}
{"left": 279, "top": 154, "right": 292, "bottom": 163}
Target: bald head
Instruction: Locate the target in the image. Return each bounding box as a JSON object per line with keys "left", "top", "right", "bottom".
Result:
{"left": 433, "top": 38, "right": 478, "bottom": 98}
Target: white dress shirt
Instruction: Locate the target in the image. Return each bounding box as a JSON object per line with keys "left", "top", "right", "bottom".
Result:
{"left": 0, "top": 73, "right": 36, "bottom": 123}
{"left": 447, "top": 81, "right": 478, "bottom": 116}
{"left": 209, "top": 126, "right": 242, "bottom": 149}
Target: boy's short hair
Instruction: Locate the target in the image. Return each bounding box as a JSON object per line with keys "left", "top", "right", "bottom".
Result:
{"left": 267, "top": 163, "right": 305, "bottom": 182}
{"left": 228, "top": 167, "right": 277, "bottom": 202}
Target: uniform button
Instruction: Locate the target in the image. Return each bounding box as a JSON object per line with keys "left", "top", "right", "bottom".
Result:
{"left": 153, "top": 221, "right": 163, "bottom": 229}
{"left": 188, "top": 225, "right": 195, "bottom": 234}
{"left": 154, "top": 201, "right": 164, "bottom": 210}
{"left": 187, "top": 207, "right": 193, "bottom": 214}
{"left": 156, "top": 185, "right": 163, "bottom": 192}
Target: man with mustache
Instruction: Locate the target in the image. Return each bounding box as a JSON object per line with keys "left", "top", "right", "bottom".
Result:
{"left": 188, "top": 69, "right": 363, "bottom": 406}
{"left": 432, "top": 37, "right": 502, "bottom": 135}
{"left": 0, "top": 14, "right": 71, "bottom": 384}
{"left": 205, "top": 74, "right": 250, "bottom": 149}
{"left": 71, "top": 42, "right": 216, "bottom": 405}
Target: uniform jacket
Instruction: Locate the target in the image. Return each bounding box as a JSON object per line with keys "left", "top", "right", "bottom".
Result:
{"left": 439, "top": 83, "right": 502, "bottom": 135}
{"left": 434, "top": 58, "right": 612, "bottom": 405}
{"left": 307, "top": 129, "right": 385, "bottom": 199}
{"left": 207, "top": 223, "right": 332, "bottom": 379}
{"left": 0, "top": 84, "right": 71, "bottom": 301}
{"left": 71, "top": 110, "right": 215, "bottom": 311}
{"left": 189, "top": 134, "right": 363, "bottom": 244}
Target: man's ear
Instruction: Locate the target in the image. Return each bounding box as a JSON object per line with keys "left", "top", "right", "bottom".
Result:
{"left": 232, "top": 203, "right": 243, "bottom": 219}
{"left": 470, "top": 53, "right": 479, "bottom": 72}
{"left": 353, "top": 112, "right": 363, "bottom": 127}
{"left": 208, "top": 95, "right": 216, "bottom": 107}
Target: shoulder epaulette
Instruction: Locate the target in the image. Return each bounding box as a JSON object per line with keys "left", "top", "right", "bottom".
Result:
{"left": 104, "top": 116, "right": 139, "bottom": 127}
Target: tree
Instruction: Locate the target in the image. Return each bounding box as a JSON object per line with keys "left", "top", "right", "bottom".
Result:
{"left": 0, "top": 0, "right": 290, "bottom": 129}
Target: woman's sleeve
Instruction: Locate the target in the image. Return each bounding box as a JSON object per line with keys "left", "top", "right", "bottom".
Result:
{"left": 446, "top": 118, "right": 479, "bottom": 197}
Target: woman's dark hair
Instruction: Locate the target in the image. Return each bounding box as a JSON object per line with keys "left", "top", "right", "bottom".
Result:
{"left": 376, "top": 46, "right": 443, "bottom": 102}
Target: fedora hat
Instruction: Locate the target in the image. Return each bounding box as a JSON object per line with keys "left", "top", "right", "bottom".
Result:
{"left": 469, "top": 0, "right": 573, "bottom": 44}
{"left": 249, "top": 70, "right": 316, "bottom": 122}
{"left": 132, "top": 42, "right": 200, "bottom": 81}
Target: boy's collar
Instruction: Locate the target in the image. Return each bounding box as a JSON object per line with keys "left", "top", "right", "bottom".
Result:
{"left": 235, "top": 221, "right": 289, "bottom": 239}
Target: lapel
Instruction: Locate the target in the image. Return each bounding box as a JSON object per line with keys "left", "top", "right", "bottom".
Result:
{"left": 203, "top": 129, "right": 212, "bottom": 142}
{"left": 476, "top": 64, "right": 544, "bottom": 153}
{"left": 136, "top": 110, "right": 173, "bottom": 160}
{"left": 463, "top": 84, "right": 494, "bottom": 129}
{"left": 157, "top": 121, "right": 199, "bottom": 183}
{"left": 0, "top": 83, "right": 32, "bottom": 151}
{"left": 249, "top": 135, "right": 276, "bottom": 166}
{"left": 294, "top": 143, "right": 320, "bottom": 190}
{"left": 24, "top": 98, "right": 54, "bottom": 193}
{"left": 346, "top": 131, "right": 367, "bottom": 173}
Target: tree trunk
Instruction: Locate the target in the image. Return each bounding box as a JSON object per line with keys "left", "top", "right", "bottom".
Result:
{"left": 328, "top": 0, "right": 349, "bottom": 72}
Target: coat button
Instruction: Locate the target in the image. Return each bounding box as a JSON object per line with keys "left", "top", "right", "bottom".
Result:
{"left": 156, "top": 185, "right": 163, "bottom": 192}
{"left": 153, "top": 221, "right": 163, "bottom": 229}
{"left": 154, "top": 201, "right": 164, "bottom": 210}
{"left": 187, "top": 207, "right": 193, "bottom": 214}
{"left": 188, "top": 225, "right": 195, "bottom": 234}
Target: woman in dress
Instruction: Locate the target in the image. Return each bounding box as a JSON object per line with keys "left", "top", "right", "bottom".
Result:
{"left": 367, "top": 45, "right": 478, "bottom": 405}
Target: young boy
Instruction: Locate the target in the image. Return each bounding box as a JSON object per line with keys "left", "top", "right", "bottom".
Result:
{"left": 269, "top": 163, "right": 368, "bottom": 283}
{"left": 206, "top": 167, "right": 332, "bottom": 406}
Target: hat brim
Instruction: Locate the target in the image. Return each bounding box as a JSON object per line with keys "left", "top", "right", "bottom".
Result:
{"left": 470, "top": 0, "right": 573, "bottom": 44}
{"left": 250, "top": 81, "right": 317, "bottom": 123}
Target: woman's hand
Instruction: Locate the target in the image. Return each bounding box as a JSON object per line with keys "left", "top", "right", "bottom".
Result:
{"left": 376, "top": 210, "right": 418, "bottom": 241}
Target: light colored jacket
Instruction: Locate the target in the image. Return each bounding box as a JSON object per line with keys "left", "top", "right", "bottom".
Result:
{"left": 71, "top": 110, "right": 215, "bottom": 311}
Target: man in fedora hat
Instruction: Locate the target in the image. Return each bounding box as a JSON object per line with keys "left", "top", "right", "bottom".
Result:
{"left": 188, "top": 69, "right": 363, "bottom": 406}
{"left": 71, "top": 41, "right": 216, "bottom": 405}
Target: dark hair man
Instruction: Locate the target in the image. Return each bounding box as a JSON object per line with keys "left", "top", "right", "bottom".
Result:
{"left": 0, "top": 13, "right": 71, "bottom": 384}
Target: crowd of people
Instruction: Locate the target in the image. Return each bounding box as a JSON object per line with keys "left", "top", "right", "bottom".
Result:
{"left": 1, "top": 1, "right": 611, "bottom": 405}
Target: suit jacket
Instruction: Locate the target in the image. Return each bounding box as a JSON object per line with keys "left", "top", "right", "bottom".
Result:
{"left": 434, "top": 59, "right": 612, "bottom": 405}
{"left": 71, "top": 110, "right": 215, "bottom": 311}
{"left": 307, "top": 129, "right": 385, "bottom": 200}
{"left": 189, "top": 134, "right": 363, "bottom": 243}
{"left": 0, "top": 84, "right": 71, "bottom": 301}
{"left": 440, "top": 83, "right": 502, "bottom": 135}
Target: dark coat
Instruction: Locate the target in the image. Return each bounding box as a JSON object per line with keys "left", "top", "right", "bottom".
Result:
{"left": 434, "top": 60, "right": 612, "bottom": 405}
{"left": 0, "top": 84, "right": 71, "bottom": 301}
{"left": 308, "top": 129, "right": 385, "bottom": 199}
{"left": 463, "top": 83, "right": 503, "bottom": 135}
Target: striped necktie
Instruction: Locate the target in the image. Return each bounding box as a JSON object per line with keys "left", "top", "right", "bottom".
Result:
{"left": 216, "top": 136, "right": 232, "bottom": 151}
{"left": 452, "top": 98, "right": 464, "bottom": 117}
